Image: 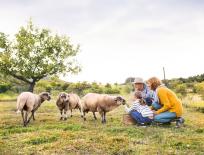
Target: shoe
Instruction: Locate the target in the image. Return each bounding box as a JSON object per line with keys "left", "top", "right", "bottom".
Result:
{"left": 136, "top": 123, "right": 147, "bottom": 127}
{"left": 176, "top": 117, "right": 185, "bottom": 128}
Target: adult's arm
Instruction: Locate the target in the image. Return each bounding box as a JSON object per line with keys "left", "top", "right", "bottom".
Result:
{"left": 155, "top": 89, "right": 171, "bottom": 114}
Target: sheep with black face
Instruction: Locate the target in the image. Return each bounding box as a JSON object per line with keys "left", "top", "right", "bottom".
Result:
{"left": 56, "top": 92, "right": 83, "bottom": 120}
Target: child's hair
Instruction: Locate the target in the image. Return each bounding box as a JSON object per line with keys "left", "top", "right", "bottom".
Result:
{"left": 134, "top": 91, "right": 146, "bottom": 105}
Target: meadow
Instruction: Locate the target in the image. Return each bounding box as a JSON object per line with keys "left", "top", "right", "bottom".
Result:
{"left": 0, "top": 97, "right": 204, "bottom": 155}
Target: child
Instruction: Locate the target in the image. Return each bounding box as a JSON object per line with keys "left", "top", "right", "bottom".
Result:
{"left": 124, "top": 91, "right": 154, "bottom": 126}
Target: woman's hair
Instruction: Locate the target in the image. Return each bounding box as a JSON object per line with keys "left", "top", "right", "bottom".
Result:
{"left": 134, "top": 91, "right": 146, "bottom": 105}
{"left": 147, "top": 77, "right": 162, "bottom": 90}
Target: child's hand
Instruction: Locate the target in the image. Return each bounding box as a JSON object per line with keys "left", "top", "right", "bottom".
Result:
{"left": 152, "top": 110, "right": 157, "bottom": 116}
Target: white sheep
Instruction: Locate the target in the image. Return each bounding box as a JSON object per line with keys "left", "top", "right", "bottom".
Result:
{"left": 81, "top": 93, "right": 126, "bottom": 123}
{"left": 67, "top": 93, "right": 83, "bottom": 118}
{"left": 16, "top": 92, "right": 51, "bottom": 126}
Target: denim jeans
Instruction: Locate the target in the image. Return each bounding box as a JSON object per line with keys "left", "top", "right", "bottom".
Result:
{"left": 152, "top": 102, "right": 177, "bottom": 123}
{"left": 130, "top": 111, "right": 152, "bottom": 124}
{"left": 154, "top": 112, "right": 177, "bottom": 123}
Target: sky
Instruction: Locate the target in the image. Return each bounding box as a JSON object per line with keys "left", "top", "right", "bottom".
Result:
{"left": 0, "top": 0, "right": 204, "bottom": 84}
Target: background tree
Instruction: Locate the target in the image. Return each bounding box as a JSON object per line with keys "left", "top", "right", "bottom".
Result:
{"left": 0, "top": 20, "right": 81, "bottom": 92}
{"left": 124, "top": 77, "right": 135, "bottom": 84}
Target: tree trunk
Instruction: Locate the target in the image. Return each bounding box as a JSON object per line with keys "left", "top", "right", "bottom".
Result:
{"left": 28, "top": 82, "right": 36, "bottom": 92}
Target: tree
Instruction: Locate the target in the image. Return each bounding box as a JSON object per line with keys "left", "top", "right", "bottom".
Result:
{"left": 0, "top": 20, "right": 81, "bottom": 92}
{"left": 124, "top": 77, "right": 135, "bottom": 84}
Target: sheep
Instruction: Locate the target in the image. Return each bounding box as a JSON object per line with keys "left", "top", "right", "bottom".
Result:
{"left": 81, "top": 93, "right": 126, "bottom": 123}
{"left": 56, "top": 92, "right": 83, "bottom": 120}
{"left": 56, "top": 92, "right": 69, "bottom": 120}
{"left": 16, "top": 92, "right": 51, "bottom": 126}
{"left": 67, "top": 93, "right": 83, "bottom": 118}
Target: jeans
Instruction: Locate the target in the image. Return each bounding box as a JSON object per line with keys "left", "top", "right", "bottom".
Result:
{"left": 154, "top": 112, "right": 177, "bottom": 123}
{"left": 130, "top": 111, "right": 152, "bottom": 124}
{"left": 152, "top": 102, "right": 177, "bottom": 123}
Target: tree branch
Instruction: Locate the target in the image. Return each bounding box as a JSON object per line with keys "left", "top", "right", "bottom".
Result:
{"left": 9, "top": 72, "right": 32, "bottom": 84}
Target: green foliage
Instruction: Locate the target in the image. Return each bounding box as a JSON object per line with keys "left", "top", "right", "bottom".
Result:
{"left": 174, "top": 83, "right": 187, "bottom": 97}
{"left": 121, "top": 83, "right": 133, "bottom": 94}
{"left": 35, "top": 79, "right": 121, "bottom": 96}
{"left": 0, "top": 82, "right": 11, "bottom": 93}
{"left": 0, "top": 20, "right": 81, "bottom": 92}
{"left": 194, "top": 82, "right": 204, "bottom": 93}
{"left": 194, "top": 82, "right": 204, "bottom": 100}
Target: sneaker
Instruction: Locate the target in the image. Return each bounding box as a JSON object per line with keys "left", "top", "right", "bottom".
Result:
{"left": 136, "top": 123, "right": 147, "bottom": 128}
{"left": 176, "top": 117, "right": 185, "bottom": 128}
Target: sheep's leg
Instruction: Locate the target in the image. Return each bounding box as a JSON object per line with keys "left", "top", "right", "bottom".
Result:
{"left": 83, "top": 111, "right": 86, "bottom": 121}
{"left": 60, "top": 110, "right": 63, "bottom": 120}
{"left": 70, "top": 109, "right": 73, "bottom": 117}
{"left": 79, "top": 107, "right": 83, "bottom": 118}
{"left": 103, "top": 112, "right": 107, "bottom": 123}
{"left": 64, "top": 110, "right": 68, "bottom": 120}
{"left": 99, "top": 111, "right": 104, "bottom": 124}
{"left": 98, "top": 107, "right": 105, "bottom": 124}
{"left": 100, "top": 111, "right": 106, "bottom": 124}
{"left": 93, "top": 112, "right": 97, "bottom": 120}
{"left": 27, "top": 111, "right": 34, "bottom": 124}
{"left": 101, "top": 113, "right": 105, "bottom": 124}
{"left": 24, "top": 112, "right": 28, "bottom": 126}
{"left": 21, "top": 111, "right": 25, "bottom": 126}
{"left": 32, "top": 111, "right": 35, "bottom": 121}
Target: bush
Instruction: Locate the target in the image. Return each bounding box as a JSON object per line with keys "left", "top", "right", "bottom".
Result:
{"left": 0, "top": 82, "right": 11, "bottom": 93}
{"left": 174, "top": 84, "right": 187, "bottom": 97}
{"left": 194, "top": 82, "right": 204, "bottom": 100}
{"left": 104, "top": 87, "right": 120, "bottom": 94}
{"left": 122, "top": 84, "right": 133, "bottom": 94}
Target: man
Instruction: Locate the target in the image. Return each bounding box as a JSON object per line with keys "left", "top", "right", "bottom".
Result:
{"left": 133, "top": 77, "right": 153, "bottom": 106}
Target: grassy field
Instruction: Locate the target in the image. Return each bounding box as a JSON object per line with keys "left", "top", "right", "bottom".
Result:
{"left": 0, "top": 98, "right": 204, "bottom": 155}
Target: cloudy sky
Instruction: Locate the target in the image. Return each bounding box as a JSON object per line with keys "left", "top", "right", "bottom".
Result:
{"left": 0, "top": 0, "right": 204, "bottom": 83}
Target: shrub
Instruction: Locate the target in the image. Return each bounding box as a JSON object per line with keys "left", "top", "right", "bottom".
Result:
{"left": 0, "top": 82, "right": 11, "bottom": 93}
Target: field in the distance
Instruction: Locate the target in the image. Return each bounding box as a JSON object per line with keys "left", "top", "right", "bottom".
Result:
{"left": 0, "top": 99, "right": 204, "bottom": 155}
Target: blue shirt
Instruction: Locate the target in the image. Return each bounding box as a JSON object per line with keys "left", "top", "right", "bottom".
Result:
{"left": 141, "top": 84, "right": 154, "bottom": 106}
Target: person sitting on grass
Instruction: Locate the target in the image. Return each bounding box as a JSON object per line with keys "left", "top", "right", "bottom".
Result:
{"left": 124, "top": 90, "right": 154, "bottom": 126}
{"left": 147, "top": 77, "right": 184, "bottom": 127}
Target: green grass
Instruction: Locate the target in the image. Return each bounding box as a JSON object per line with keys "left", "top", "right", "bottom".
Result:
{"left": 0, "top": 91, "right": 18, "bottom": 101}
{"left": 0, "top": 99, "right": 204, "bottom": 155}
{"left": 182, "top": 95, "right": 204, "bottom": 113}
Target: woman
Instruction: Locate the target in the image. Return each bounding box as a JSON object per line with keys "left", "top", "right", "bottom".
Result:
{"left": 147, "top": 77, "right": 184, "bottom": 125}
